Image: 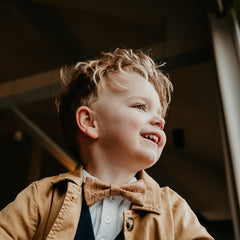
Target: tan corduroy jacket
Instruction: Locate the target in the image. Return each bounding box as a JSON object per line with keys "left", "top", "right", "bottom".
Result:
{"left": 0, "top": 165, "right": 214, "bottom": 239}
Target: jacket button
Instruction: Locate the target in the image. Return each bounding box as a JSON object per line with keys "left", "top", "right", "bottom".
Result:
{"left": 126, "top": 217, "right": 134, "bottom": 231}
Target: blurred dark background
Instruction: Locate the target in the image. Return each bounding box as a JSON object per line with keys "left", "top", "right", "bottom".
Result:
{"left": 0, "top": 0, "right": 239, "bottom": 239}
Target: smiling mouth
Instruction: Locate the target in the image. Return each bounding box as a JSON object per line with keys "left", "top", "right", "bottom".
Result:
{"left": 141, "top": 134, "right": 160, "bottom": 145}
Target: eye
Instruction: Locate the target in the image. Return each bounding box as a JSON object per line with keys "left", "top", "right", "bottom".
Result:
{"left": 133, "top": 104, "right": 146, "bottom": 111}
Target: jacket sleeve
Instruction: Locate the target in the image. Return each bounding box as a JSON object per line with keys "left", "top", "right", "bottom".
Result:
{"left": 0, "top": 182, "right": 38, "bottom": 239}
{"left": 171, "top": 191, "right": 214, "bottom": 240}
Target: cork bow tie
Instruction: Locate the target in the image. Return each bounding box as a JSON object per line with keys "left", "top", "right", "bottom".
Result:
{"left": 84, "top": 177, "right": 146, "bottom": 206}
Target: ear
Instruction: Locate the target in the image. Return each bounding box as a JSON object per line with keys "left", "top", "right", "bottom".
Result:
{"left": 75, "top": 106, "right": 99, "bottom": 139}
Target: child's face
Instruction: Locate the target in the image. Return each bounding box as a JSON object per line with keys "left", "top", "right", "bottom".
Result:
{"left": 92, "top": 71, "right": 166, "bottom": 173}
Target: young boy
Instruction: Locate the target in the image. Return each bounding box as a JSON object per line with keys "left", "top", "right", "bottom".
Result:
{"left": 0, "top": 48, "right": 214, "bottom": 239}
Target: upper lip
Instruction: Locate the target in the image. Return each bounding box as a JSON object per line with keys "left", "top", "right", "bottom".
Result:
{"left": 140, "top": 131, "right": 162, "bottom": 145}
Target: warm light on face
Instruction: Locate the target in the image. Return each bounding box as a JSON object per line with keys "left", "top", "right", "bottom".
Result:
{"left": 91, "top": 71, "right": 166, "bottom": 173}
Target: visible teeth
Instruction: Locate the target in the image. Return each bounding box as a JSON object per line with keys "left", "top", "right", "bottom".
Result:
{"left": 143, "top": 134, "right": 159, "bottom": 144}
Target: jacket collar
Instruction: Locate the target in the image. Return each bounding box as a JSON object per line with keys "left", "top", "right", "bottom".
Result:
{"left": 131, "top": 170, "right": 162, "bottom": 215}
{"left": 51, "top": 165, "right": 162, "bottom": 215}
{"left": 51, "top": 165, "right": 83, "bottom": 186}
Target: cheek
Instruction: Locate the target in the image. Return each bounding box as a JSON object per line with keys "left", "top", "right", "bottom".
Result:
{"left": 126, "top": 111, "right": 144, "bottom": 125}
{"left": 160, "top": 132, "right": 167, "bottom": 148}
{"left": 115, "top": 111, "right": 142, "bottom": 127}
{"left": 123, "top": 117, "right": 143, "bottom": 136}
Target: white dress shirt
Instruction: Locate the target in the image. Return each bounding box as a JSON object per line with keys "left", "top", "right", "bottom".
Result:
{"left": 82, "top": 170, "right": 137, "bottom": 240}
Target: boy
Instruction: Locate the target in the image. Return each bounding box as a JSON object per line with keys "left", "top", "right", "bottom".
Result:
{"left": 0, "top": 48, "right": 214, "bottom": 239}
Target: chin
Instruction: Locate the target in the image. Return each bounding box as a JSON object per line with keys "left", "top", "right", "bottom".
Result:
{"left": 138, "top": 153, "right": 160, "bottom": 170}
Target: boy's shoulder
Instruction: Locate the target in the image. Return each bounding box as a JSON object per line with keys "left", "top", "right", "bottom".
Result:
{"left": 35, "top": 165, "right": 83, "bottom": 191}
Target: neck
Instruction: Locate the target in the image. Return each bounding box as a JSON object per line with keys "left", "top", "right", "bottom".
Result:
{"left": 79, "top": 140, "right": 139, "bottom": 185}
{"left": 84, "top": 163, "right": 137, "bottom": 185}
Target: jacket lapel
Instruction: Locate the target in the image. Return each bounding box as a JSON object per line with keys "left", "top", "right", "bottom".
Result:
{"left": 131, "top": 170, "right": 162, "bottom": 215}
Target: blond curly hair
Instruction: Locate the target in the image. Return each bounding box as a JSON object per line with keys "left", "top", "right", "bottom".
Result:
{"left": 55, "top": 48, "right": 173, "bottom": 161}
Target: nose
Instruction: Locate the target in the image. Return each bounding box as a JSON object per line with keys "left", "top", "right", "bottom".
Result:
{"left": 150, "top": 115, "right": 165, "bottom": 130}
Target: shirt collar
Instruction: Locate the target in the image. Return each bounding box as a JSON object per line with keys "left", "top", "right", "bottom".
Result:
{"left": 82, "top": 169, "right": 137, "bottom": 184}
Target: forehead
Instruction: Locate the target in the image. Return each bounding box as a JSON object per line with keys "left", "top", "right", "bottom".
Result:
{"left": 98, "top": 71, "right": 161, "bottom": 105}
{"left": 106, "top": 71, "right": 155, "bottom": 92}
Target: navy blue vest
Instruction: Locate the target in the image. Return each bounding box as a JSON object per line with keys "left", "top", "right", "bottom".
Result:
{"left": 74, "top": 192, "right": 124, "bottom": 240}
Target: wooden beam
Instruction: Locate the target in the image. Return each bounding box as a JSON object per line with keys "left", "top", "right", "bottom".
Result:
{"left": 0, "top": 47, "right": 213, "bottom": 110}
{"left": 7, "top": 107, "right": 77, "bottom": 171}
{"left": 0, "top": 68, "right": 60, "bottom": 109}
